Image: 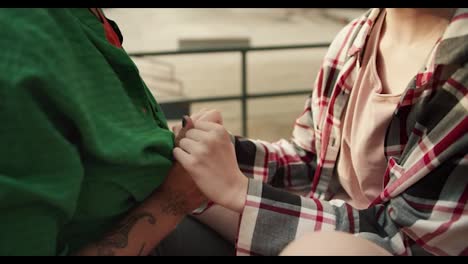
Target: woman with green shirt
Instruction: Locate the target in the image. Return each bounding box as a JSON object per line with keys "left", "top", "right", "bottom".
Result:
{"left": 0, "top": 8, "right": 206, "bottom": 256}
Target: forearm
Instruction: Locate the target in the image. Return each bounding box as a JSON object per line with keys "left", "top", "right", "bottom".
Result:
{"left": 194, "top": 205, "right": 240, "bottom": 244}
{"left": 74, "top": 161, "right": 202, "bottom": 256}
{"left": 75, "top": 187, "right": 186, "bottom": 256}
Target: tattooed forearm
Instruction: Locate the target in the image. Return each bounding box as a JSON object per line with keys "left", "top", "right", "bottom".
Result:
{"left": 159, "top": 187, "right": 189, "bottom": 216}
{"left": 96, "top": 212, "right": 156, "bottom": 256}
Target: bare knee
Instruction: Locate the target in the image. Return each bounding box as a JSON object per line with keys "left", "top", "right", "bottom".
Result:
{"left": 280, "top": 231, "right": 392, "bottom": 256}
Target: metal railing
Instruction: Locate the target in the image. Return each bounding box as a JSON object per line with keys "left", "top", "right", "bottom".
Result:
{"left": 129, "top": 43, "right": 330, "bottom": 137}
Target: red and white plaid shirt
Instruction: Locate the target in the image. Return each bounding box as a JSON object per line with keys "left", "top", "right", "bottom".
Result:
{"left": 234, "top": 8, "right": 468, "bottom": 256}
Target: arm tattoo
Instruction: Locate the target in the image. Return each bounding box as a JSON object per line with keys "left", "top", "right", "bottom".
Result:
{"left": 96, "top": 212, "right": 156, "bottom": 256}
{"left": 160, "top": 187, "right": 189, "bottom": 216}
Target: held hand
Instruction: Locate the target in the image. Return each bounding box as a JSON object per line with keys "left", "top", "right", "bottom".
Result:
{"left": 173, "top": 121, "right": 248, "bottom": 213}
{"left": 173, "top": 109, "right": 223, "bottom": 144}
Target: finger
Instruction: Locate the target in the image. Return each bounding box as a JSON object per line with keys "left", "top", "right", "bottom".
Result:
{"left": 173, "top": 147, "right": 196, "bottom": 168}
{"left": 185, "top": 128, "right": 211, "bottom": 142}
{"left": 194, "top": 108, "right": 209, "bottom": 114}
{"left": 193, "top": 120, "right": 223, "bottom": 132}
{"left": 190, "top": 109, "right": 209, "bottom": 121}
{"left": 184, "top": 115, "right": 195, "bottom": 130}
{"left": 179, "top": 137, "right": 203, "bottom": 155}
{"left": 202, "top": 109, "right": 223, "bottom": 125}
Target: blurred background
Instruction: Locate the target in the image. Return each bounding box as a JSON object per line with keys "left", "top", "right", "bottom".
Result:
{"left": 106, "top": 8, "right": 366, "bottom": 141}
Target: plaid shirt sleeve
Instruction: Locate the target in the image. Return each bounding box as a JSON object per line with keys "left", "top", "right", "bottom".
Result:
{"left": 235, "top": 127, "right": 467, "bottom": 256}
{"left": 234, "top": 97, "right": 319, "bottom": 193}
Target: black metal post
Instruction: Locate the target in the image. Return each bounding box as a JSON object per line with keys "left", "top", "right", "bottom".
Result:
{"left": 241, "top": 51, "right": 248, "bottom": 137}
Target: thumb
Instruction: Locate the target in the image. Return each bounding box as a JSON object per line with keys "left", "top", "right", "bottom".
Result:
{"left": 174, "top": 116, "right": 194, "bottom": 147}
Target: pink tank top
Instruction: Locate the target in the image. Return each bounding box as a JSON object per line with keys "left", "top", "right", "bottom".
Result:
{"left": 334, "top": 11, "right": 402, "bottom": 209}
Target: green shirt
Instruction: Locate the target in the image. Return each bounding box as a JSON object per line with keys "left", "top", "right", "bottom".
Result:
{"left": 0, "top": 8, "right": 174, "bottom": 255}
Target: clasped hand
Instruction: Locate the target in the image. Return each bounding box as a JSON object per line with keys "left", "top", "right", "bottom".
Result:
{"left": 173, "top": 110, "right": 248, "bottom": 213}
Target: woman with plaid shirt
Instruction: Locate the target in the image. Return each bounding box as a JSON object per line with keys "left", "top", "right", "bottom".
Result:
{"left": 174, "top": 8, "right": 468, "bottom": 256}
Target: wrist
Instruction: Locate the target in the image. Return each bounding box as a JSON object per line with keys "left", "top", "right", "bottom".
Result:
{"left": 154, "top": 162, "right": 206, "bottom": 217}
{"left": 148, "top": 186, "right": 189, "bottom": 221}
{"left": 141, "top": 192, "right": 185, "bottom": 237}
{"left": 228, "top": 132, "right": 236, "bottom": 145}
{"left": 226, "top": 172, "right": 249, "bottom": 213}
